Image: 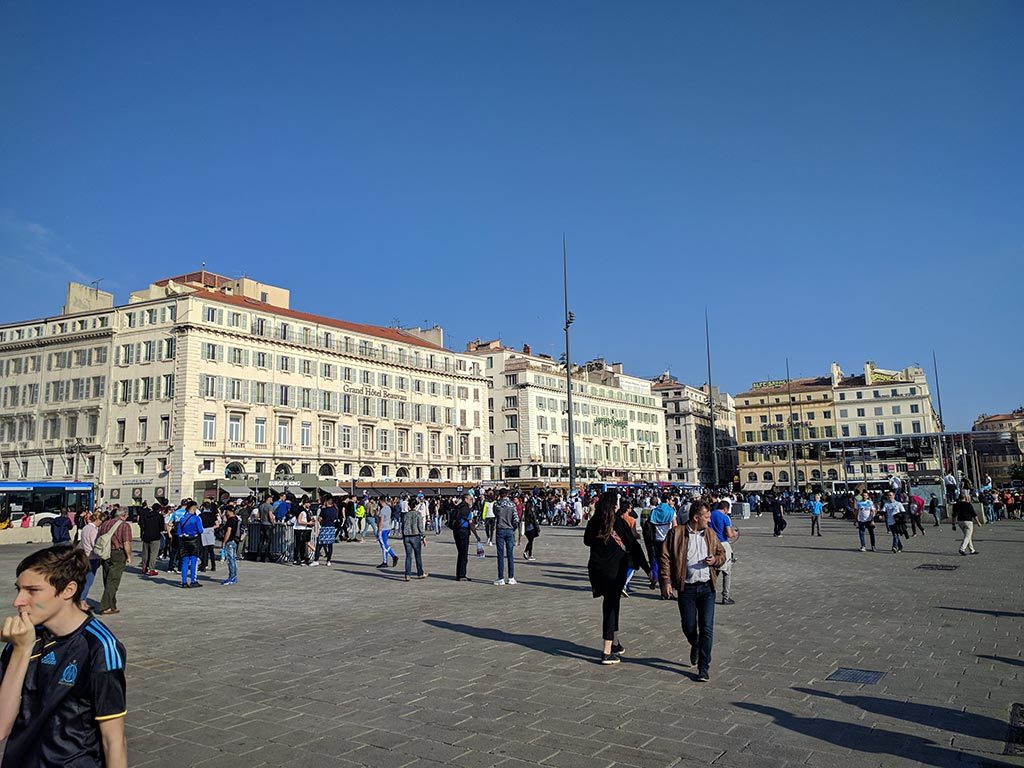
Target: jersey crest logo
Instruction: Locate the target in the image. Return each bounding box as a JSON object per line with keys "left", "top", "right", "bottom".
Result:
{"left": 41, "top": 651, "right": 57, "bottom": 666}
{"left": 59, "top": 661, "right": 79, "bottom": 686}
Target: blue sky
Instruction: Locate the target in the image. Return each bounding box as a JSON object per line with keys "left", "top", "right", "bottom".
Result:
{"left": 2, "top": 1, "right": 1020, "bottom": 429}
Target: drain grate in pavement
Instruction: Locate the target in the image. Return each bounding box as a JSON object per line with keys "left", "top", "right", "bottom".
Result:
{"left": 826, "top": 668, "right": 886, "bottom": 684}
{"left": 916, "top": 564, "right": 959, "bottom": 571}
{"left": 1005, "top": 703, "right": 1024, "bottom": 756}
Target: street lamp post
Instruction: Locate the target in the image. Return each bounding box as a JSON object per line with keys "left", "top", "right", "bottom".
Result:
{"left": 563, "top": 236, "right": 577, "bottom": 500}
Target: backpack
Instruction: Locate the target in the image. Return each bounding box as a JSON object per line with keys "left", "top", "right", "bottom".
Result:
{"left": 93, "top": 520, "right": 125, "bottom": 561}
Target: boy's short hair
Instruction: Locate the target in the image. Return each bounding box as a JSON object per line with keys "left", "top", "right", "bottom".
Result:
{"left": 16, "top": 546, "right": 90, "bottom": 602}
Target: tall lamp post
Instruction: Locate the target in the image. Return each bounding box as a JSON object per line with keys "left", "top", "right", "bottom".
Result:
{"left": 563, "top": 236, "right": 577, "bottom": 499}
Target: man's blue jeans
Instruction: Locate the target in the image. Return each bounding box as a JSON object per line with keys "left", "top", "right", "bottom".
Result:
{"left": 678, "top": 581, "right": 716, "bottom": 675}
{"left": 224, "top": 541, "right": 238, "bottom": 581}
{"left": 496, "top": 528, "right": 515, "bottom": 581}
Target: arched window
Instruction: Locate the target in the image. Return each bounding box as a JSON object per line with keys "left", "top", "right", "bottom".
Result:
{"left": 778, "top": 470, "right": 790, "bottom": 483}
{"left": 225, "top": 462, "right": 244, "bottom": 477}
{"left": 358, "top": 465, "right": 374, "bottom": 478}
{"left": 395, "top": 467, "right": 409, "bottom": 478}
{"left": 318, "top": 464, "right": 335, "bottom": 477}
{"left": 274, "top": 463, "right": 292, "bottom": 476}
{"left": 811, "top": 469, "right": 821, "bottom": 480}
{"left": 428, "top": 468, "right": 441, "bottom": 480}
{"left": 827, "top": 468, "right": 839, "bottom": 480}
{"left": 763, "top": 471, "right": 774, "bottom": 481}
{"left": 797, "top": 470, "right": 805, "bottom": 482}
{"left": 747, "top": 472, "right": 757, "bottom": 482}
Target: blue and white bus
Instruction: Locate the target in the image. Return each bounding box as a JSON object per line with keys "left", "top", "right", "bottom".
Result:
{"left": 0, "top": 481, "right": 95, "bottom": 527}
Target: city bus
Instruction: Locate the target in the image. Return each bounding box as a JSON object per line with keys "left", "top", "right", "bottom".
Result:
{"left": 0, "top": 481, "right": 95, "bottom": 527}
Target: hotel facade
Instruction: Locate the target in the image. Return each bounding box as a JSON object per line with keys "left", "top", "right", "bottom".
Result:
{"left": 735, "top": 361, "right": 941, "bottom": 491}
{"left": 465, "top": 340, "right": 668, "bottom": 484}
{"left": 0, "top": 272, "right": 491, "bottom": 505}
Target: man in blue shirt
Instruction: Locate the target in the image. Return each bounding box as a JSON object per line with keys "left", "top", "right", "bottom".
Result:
{"left": 165, "top": 502, "right": 187, "bottom": 573}
{"left": 649, "top": 496, "right": 676, "bottom": 587}
{"left": 807, "top": 493, "right": 824, "bottom": 537}
{"left": 708, "top": 501, "right": 737, "bottom": 605}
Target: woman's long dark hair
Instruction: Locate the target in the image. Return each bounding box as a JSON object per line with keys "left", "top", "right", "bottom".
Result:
{"left": 594, "top": 491, "right": 619, "bottom": 543}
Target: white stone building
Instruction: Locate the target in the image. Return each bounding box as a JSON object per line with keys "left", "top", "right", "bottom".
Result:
{"left": 0, "top": 272, "right": 491, "bottom": 506}
{"left": 465, "top": 340, "right": 668, "bottom": 483}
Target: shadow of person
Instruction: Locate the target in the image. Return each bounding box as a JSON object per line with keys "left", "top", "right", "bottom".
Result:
{"left": 976, "top": 654, "right": 1024, "bottom": 667}
{"left": 423, "top": 620, "right": 689, "bottom": 674}
{"left": 792, "top": 687, "right": 1008, "bottom": 741}
{"left": 732, "top": 702, "right": 1019, "bottom": 768}
{"left": 938, "top": 606, "right": 1024, "bottom": 619}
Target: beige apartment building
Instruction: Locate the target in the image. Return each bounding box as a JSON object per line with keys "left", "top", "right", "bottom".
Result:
{"left": 735, "top": 361, "right": 941, "bottom": 491}
{"left": 651, "top": 373, "right": 737, "bottom": 487}
{"left": 0, "top": 271, "right": 491, "bottom": 506}
{"left": 465, "top": 340, "right": 668, "bottom": 484}
{"left": 972, "top": 409, "right": 1024, "bottom": 485}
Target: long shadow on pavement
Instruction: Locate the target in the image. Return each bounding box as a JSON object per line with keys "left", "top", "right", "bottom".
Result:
{"left": 424, "top": 619, "right": 691, "bottom": 674}
{"left": 733, "top": 702, "right": 1020, "bottom": 768}
{"left": 938, "top": 606, "right": 1024, "bottom": 619}
{"left": 792, "top": 687, "right": 1008, "bottom": 741}
{"left": 977, "top": 654, "right": 1024, "bottom": 667}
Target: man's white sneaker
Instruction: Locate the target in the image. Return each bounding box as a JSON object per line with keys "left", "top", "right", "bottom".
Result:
{"left": 309, "top": 562, "right": 319, "bottom": 567}
{"left": 859, "top": 546, "right": 866, "bottom": 552}
{"left": 507, "top": 578, "right": 517, "bottom": 585}
{"left": 493, "top": 579, "right": 506, "bottom": 586}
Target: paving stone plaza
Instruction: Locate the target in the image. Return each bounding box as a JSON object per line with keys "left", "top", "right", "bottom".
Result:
{"left": 3, "top": 514, "right": 1021, "bottom": 768}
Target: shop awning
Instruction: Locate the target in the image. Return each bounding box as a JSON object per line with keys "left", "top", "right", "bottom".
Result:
{"left": 317, "top": 484, "right": 344, "bottom": 496}
{"left": 218, "top": 481, "right": 255, "bottom": 498}
{"left": 742, "top": 482, "right": 774, "bottom": 492}
{"left": 269, "top": 483, "right": 310, "bottom": 496}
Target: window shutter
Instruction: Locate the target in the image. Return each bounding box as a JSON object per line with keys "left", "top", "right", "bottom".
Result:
{"left": 242, "top": 380, "right": 250, "bottom": 403}
{"left": 215, "top": 376, "right": 224, "bottom": 400}
{"left": 154, "top": 376, "right": 162, "bottom": 400}
{"left": 132, "top": 379, "right": 139, "bottom": 402}
{"left": 243, "top": 349, "right": 250, "bottom": 366}
{"left": 216, "top": 309, "right": 224, "bottom": 325}
{"left": 216, "top": 345, "right": 224, "bottom": 362}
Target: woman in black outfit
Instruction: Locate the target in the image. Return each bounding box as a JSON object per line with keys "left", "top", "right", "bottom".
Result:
{"left": 523, "top": 502, "right": 541, "bottom": 560}
{"left": 584, "top": 491, "right": 650, "bottom": 665}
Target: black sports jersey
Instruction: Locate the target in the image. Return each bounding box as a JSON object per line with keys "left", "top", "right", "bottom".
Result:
{"left": 0, "top": 616, "right": 127, "bottom": 768}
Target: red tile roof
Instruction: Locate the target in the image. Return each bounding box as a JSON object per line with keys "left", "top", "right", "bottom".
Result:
{"left": 195, "top": 290, "right": 446, "bottom": 351}
{"left": 154, "top": 271, "right": 233, "bottom": 288}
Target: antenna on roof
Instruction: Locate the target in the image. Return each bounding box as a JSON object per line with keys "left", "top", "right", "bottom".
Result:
{"left": 391, "top": 317, "right": 401, "bottom": 328}
{"left": 90, "top": 279, "right": 103, "bottom": 292}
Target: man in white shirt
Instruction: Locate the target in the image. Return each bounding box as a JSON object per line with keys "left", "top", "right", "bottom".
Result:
{"left": 657, "top": 502, "right": 726, "bottom": 682}
{"left": 855, "top": 492, "right": 877, "bottom": 552}
{"left": 882, "top": 491, "right": 906, "bottom": 553}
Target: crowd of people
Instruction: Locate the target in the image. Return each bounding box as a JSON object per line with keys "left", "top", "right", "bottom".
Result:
{"left": 4, "top": 473, "right": 1017, "bottom": 768}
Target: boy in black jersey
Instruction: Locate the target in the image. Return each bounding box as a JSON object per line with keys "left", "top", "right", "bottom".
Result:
{"left": 0, "top": 546, "right": 128, "bottom": 768}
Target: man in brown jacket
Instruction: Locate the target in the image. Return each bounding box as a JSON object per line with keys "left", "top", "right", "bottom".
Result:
{"left": 658, "top": 501, "right": 726, "bottom": 681}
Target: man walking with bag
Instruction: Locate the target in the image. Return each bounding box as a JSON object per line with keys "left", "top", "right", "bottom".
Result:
{"left": 96, "top": 507, "right": 132, "bottom": 615}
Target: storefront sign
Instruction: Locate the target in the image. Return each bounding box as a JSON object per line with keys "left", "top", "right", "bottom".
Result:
{"left": 123, "top": 478, "right": 152, "bottom": 486}
{"left": 752, "top": 379, "right": 788, "bottom": 390}
{"left": 871, "top": 371, "right": 904, "bottom": 384}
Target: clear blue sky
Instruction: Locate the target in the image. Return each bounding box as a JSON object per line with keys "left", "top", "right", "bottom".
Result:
{"left": 2, "top": 1, "right": 1021, "bottom": 429}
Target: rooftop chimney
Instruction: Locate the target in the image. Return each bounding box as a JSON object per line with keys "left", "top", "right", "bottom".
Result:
{"left": 523, "top": 343, "right": 532, "bottom": 355}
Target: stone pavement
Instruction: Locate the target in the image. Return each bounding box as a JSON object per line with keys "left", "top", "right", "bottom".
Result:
{"left": 1, "top": 513, "right": 1022, "bottom": 768}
